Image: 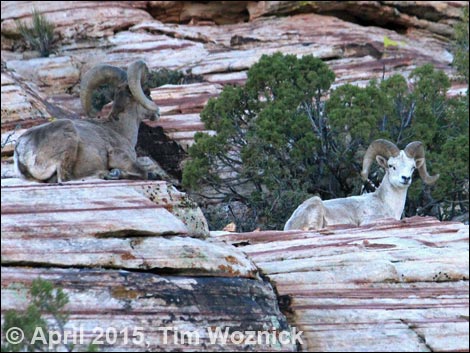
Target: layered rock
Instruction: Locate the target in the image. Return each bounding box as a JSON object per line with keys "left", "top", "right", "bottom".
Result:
{"left": 1, "top": 178, "right": 296, "bottom": 351}
{"left": 2, "top": 2, "right": 464, "bottom": 38}
{"left": 6, "top": 56, "right": 80, "bottom": 95}
{"left": 2, "top": 180, "right": 469, "bottom": 351}
{"left": 246, "top": 1, "right": 464, "bottom": 36}
{"left": 1, "top": 68, "right": 77, "bottom": 159}
{"left": 220, "top": 217, "right": 470, "bottom": 351}
{"left": 1, "top": 1, "right": 151, "bottom": 42}
{"left": 146, "top": 1, "right": 465, "bottom": 37}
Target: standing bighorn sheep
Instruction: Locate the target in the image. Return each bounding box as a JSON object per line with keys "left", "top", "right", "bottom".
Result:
{"left": 14, "top": 60, "right": 160, "bottom": 182}
{"left": 284, "top": 139, "right": 439, "bottom": 230}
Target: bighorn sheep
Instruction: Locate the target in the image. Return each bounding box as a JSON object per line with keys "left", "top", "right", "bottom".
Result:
{"left": 14, "top": 60, "right": 160, "bottom": 182}
{"left": 284, "top": 139, "right": 439, "bottom": 230}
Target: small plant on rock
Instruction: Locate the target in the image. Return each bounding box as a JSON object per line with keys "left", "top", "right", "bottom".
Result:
{"left": 15, "top": 9, "right": 55, "bottom": 57}
{"left": 1, "top": 278, "right": 96, "bottom": 352}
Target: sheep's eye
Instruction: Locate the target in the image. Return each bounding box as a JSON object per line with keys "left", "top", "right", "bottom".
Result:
{"left": 388, "top": 165, "right": 395, "bottom": 170}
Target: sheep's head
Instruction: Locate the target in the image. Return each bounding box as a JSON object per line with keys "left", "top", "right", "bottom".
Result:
{"left": 361, "top": 139, "right": 439, "bottom": 189}
{"left": 80, "top": 60, "right": 160, "bottom": 121}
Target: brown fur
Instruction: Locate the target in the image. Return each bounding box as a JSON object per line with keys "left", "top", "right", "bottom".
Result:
{"left": 14, "top": 61, "right": 160, "bottom": 183}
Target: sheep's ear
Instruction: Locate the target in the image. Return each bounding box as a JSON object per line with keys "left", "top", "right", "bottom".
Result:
{"left": 376, "top": 155, "right": 388, "bottom": 169}
{"left": 415, "top": 158, "right": 424, "bottom": 169}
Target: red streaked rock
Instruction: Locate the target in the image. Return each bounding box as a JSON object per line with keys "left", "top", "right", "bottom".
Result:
{"left": 221, "top": 217, "right": 469, "bottom": 351}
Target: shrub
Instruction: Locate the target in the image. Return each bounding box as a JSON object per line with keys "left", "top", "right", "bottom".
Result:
{"left": 15, "top": 9, "right": 55, "bottom": 57}
{"left": 183, "top": 53, "right": 336, "bottom": 230}
{"left": 146, "top": 68, "right": 203, "bottom": 88}
{"left": 183, "top": 53, "right": 468, "bottom": 231}
{"left": 1, "top": 278, "right": 69, "bottom": 352}
{"left": 1, "top": 278, "right": 99, "bottom": 352}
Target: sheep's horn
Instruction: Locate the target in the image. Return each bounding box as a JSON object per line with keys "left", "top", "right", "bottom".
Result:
{"left": 80, "top": 64, "right": 127, "bottom": 118}
{"left": 361, "top": 139, "right": 400, "bottom": 181}
{"left": 404, "top": 141, "right": 439, "bottom": 185}
{"left": 127, "top": 60, "right": 160, "bottom": 113}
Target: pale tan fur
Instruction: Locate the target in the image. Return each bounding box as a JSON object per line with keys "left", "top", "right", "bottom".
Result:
{"left": 284, "top": 140, "right": 439, "bottom": 231}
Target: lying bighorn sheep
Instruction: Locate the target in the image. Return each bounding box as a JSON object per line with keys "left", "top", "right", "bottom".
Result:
{"left": 284, "top": 139, "right": 439, "bottom": 230}
{"left": 14, "top": 60, "right": 160, "bottom": 182}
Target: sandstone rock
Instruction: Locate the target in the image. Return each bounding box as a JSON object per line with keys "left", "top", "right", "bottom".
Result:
{"left": 183, "top": 13, "right": 454, "bottom": 77}
{"left": 6, "top": 56, "right": 81, "bottom": 95}
{"left": 2, "top": 267, "right": 295, "bottom": 351}
{"left": 133, "top": 180, "right": 209, "bottom": 237}
{"left": 2, "top": 235, "right": 258, "bottom": 277}
{"left": 220, "top": 217, "right": 470, "bottom": 352}
{"left": 105, "top": 30, "right": 209, "bottom": 71}
{"left": 1, "top": 71, "right": 49, "bottom": 127}
{"left": 1, "top": 68, "right": 76, "bottom": 137}
{"left": 1, "top": 1, "right": 151, "bottom": 42}
{"left": 150, "top": 83, "right": 222, "bottom": 115}
{"left": 1, "top": 128, "right": 27, "bottom": 156}
{"left": 148, "top": 1, "right": 251, "bottom": 25}
{"left": 1, "top": 176, "right": 296, "bottom": 351}
{"left": 247, "top": 1, "right": 466, "bottom": 37}
{"left": 1, "top": 178, "right": 209, "bottom": 238}
{"left": 146, "top": 1, "right": 467, "bottom": 39}
{"left": 132, "top": 20, "right": 217, "bottom": 45}
{"left": 2, "top": 229, "right": 258, "bottom": 279}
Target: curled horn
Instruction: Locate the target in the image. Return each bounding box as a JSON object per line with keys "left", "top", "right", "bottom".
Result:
{"left": 127, "top": 60, "right": 160, "bottom": 115}
{"left": 361, "top": 139, "right": 400, "bottom": 181}
{"left": 404, "top": 141, "right": 439, "bottom": 185}
{"left": 80, "top": 64, "right": 127, "bottom": 118}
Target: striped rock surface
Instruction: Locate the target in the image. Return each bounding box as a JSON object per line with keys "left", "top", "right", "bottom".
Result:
{"left": 1, "top": 178, "right": 296, "bottom": 351}
{"left": 1, "top": 179, "right": 209, "bottom": 238}
{"left": 2, "top": 267, "right": 294, "bottom": 352}
{"left": 219, "top": 217, "right": 469, "bottom": 351}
